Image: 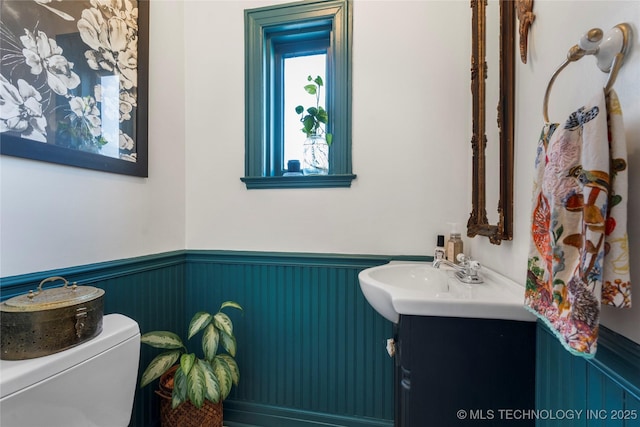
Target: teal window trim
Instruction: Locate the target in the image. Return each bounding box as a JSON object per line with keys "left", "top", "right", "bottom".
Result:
{"left": 243, "top": 0, "right": 354, "bottom": 190}
{"left": 240, "top": 174, "right": 356, "bottom": 189}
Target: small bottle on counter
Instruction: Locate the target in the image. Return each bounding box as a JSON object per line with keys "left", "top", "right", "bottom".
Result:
{"left": 434, "top": 235, "right": 445, "bottom": 260}
{"left": 446, "top": 223, "right": 464, "bottom": 264}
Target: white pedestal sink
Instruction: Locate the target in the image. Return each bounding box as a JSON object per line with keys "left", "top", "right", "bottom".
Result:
{"left": 358, "top": 261, "right": 535, "bottom": 323}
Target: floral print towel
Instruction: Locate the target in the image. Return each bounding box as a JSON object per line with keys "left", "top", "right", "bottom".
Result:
{"left": 525, "top": 89, "right": 631, "bottom": 358}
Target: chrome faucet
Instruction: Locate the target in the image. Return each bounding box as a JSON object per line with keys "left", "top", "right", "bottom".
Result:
{"left": 433, "top": 254, "right": 483, "bottom": 284}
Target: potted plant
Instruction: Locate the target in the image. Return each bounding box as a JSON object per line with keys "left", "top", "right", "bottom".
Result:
{"left": 140, "top": 301, "right": 243, "bottom": 427}
{"left": 295, "top": 75, "right": 332, "bottom": 175}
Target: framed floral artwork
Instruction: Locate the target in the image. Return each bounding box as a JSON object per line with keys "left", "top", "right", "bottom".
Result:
{"left": 0, "top": 0, "right": 148, "bottom": 177}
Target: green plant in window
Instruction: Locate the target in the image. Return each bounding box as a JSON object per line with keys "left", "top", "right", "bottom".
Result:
{"left": 295, "top": 75, "right": 332, "bottom": 145}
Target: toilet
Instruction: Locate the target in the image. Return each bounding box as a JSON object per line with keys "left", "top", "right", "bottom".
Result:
{"left": 0, "top": 314, "right": 140, "bottom": 427}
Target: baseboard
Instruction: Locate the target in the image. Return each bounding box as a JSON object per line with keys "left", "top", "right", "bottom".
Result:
{"left": 223, "top": 401, "right": 393, "bottom": 427}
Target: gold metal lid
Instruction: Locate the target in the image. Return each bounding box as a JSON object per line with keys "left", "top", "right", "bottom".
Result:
{"left": 0, "top": 276, "right": 104, "bottom": 312}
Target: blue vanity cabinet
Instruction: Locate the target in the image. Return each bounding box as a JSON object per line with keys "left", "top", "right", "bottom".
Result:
{"left": 395, "top": 315, "right": 536, "bottom": 427}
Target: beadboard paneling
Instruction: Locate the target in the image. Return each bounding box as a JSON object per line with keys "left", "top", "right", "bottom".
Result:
{"left": 1, "top": 251, "right": 399, "bottom": 427}
{"left": 185, "top": 251, "right": 397, "bottom": 426}
{"left": 0, "top": 252, "right": 187, "bottom": 427}
{"left": 536, "top": 323, "right": 640, "bottom": 427}
{"left": 4, "top": 253, "right": 640, "bottom": 427}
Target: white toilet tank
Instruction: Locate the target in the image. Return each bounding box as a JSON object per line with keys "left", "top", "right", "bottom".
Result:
{"left": 0, "top": 313, "right": 140, "bottom": 427}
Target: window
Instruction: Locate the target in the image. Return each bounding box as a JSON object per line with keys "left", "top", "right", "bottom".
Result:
{"left": 243, "top": 0, "right": 354, "bottom": 189}
{"left": 282, "top": 53, "right": 327, "bottom": 170}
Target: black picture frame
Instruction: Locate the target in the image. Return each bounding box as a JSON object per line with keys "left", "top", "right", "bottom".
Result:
{"left": 0, "top": 0, "right": 149, "bottom": 177}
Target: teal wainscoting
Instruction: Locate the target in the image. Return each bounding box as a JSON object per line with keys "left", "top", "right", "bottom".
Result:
{"left": 536, "top": 322, "right": 640, "bottom": 427}
{"left": 0, "top": 251, "right": 187, "bottom": 427}
{"left": 185, "top": 251, "right": 399, "bottom": 427}
{"left": 3, "top": 252, "right": 640, "bottom": 427}
{"left": 1, "top": 251, "right": 406, "bottom": 427}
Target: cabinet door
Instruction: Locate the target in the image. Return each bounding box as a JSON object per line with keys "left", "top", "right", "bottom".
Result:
{"left": 397, "top": 315, "right": 535, "bottom": 427}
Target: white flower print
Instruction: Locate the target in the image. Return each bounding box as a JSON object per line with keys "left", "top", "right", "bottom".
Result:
{"left": 119, "top": 129, "right": 134, "bottom": 150}
{"left": 78, "top": 0, "right": 138, "bottom": 92}
{"left": 0, "top": 75, "right": 47, "bottom": 142}
{"left": 68, "top": 95, "right": 102, "bottom": 137}
{"left": 1, "top": 0, "right": 141, "bottom": 161}
{"left": 19, "top": 29, "right": 81, "bottom": 96}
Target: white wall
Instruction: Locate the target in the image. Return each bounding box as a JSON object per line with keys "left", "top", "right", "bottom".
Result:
{"left": 469, "top": 0, "right": 640, "bottom": 343}
{"left": 184, "top": 0, "right": 471, "bottom": 256}
{"left": 184, "top": 0, "right": 640, "bottom": 343}
{"left": 0, "top": 0, "right": 187, "bottom": 277}
{"left": 1, "top": 0, "right": 638, "bottom": 344}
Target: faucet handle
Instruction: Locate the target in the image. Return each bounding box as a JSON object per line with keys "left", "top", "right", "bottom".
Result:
{"left": 457, "top": 254, "right": 482, "bottom": 278}
{"left": 456, "top": 254, "right": 480, "bottom": 270}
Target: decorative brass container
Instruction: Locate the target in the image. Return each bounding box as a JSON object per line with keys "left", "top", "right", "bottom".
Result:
{"left": 0, "top": 276, "right": 104, "bottom": 360}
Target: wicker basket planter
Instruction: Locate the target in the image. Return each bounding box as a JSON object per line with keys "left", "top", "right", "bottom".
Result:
{"left": 141, "top": 302, "right": 242, "bottom": 427}
{"left": 156, "top": 365, "right": 223, "bottom": 427}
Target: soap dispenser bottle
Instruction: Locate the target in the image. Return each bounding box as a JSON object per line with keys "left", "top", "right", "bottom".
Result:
{"left": 446, "top": 223, "right": 464, "bottom": 264}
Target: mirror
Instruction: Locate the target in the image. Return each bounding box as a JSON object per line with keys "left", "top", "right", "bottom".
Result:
{"left": 467, "top": 0, "right": 515, "bottom": 245}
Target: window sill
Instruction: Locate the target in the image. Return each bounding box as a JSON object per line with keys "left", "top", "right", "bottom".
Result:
{"left": 241, "top": 174, "right": 356, "bottom": 189}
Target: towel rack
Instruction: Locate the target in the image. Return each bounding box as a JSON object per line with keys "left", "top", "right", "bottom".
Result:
{"left": 543, "top": 23, "right": 632, "bottom": 123}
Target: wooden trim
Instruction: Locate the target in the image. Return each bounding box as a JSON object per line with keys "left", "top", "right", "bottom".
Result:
{"left": 467, "top": 0, "right": 515, "bottom": 244}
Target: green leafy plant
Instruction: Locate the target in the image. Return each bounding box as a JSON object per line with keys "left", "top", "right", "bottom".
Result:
{"left": 295, "top": 75, "right": 333, "bottom": 145}
{"left": 140, "top": 301, "right": 243, "bottom": 409}
{"left": 56, "top": 118, "right": 108, "bottom": 154}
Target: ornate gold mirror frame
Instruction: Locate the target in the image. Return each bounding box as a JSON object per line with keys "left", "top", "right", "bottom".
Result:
{"left": 467, "top": 0, "right": 515, "bottom": 245}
